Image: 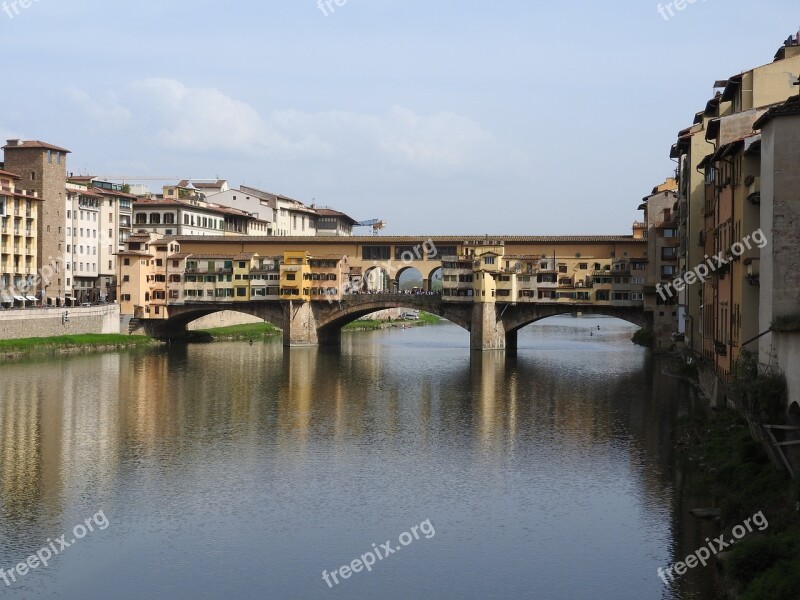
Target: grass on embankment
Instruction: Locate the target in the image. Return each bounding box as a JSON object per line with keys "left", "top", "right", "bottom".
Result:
{"left": 194, "top": 322, "right": 281, "bottom": 341}
{"left": 191, "top": 313, "right": 442, "bottom": 339}
{"left": 343, "top": 312, "right": 441, "bottom": 331}
{"left": 0, "top": 334, "right": 153, "bottom": 355}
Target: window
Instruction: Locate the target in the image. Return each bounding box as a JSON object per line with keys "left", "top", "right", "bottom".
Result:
{"left": 663, "top": 229, "right": 677, "bottom": 238}
{"left": 123, "top": 258, "right": 130, "bottom": 266}
{"left": 484, "top": 256, "right": 495, "bottom": 265}
{"left": 136, "top": 213, "right": 147, "bottom": 224}
{"left": 150, "top": 213, "right": 161, "bottom": 225}
{"left": 579, "top": 263, "right": 588, "bottom": 270}
{"left": 362, "top": 246, "right": 390, "bottom": 260}
{"left": 558, "top": 265, "right": 567, "bottom": 273}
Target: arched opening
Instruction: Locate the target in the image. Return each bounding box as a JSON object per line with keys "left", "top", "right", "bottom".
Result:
{"left": 362, "top": 266, "right": 391, "bottom": 293}
{"left": 511, "top": 313, "right": 641, "bottom": 350}
{"left": 153, "top": 305, "right": 287, "bottom": 341}
{"left": 396, "top": 266, "right": 425, "bottom": 293}
{"left": 428, "top": 266, "right": 443, "bottom": 293}
{"left": 316, "top": 298, "right": 472, "bottom": 339}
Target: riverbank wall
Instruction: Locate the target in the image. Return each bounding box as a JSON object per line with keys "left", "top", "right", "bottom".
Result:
{"left": 0, "top": 305, "right": 120, "bottom": 340}
{"left": 772, "top": 331, "right": 800, "bottom": 414}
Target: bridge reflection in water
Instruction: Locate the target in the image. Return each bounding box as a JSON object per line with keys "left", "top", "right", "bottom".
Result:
{"left": 0, "top": 320, "right": 713, "bottom": 599}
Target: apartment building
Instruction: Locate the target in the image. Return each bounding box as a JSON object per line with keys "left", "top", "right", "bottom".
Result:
{"left": 639, "top": 179, "right": 680, "bottom": 349}
{"left": 208, "top": 186, "right": 358, "bottom": 237}
{"left": 673, "top": 34, "right": 800, "bottom": 378}
{"left": 0, "top": 169, "right": 40, "bottom": 306}
{"left": 116, "top": 232, "right": 181, "bottom": 319}
{"left": 441, "top": 240, "right": 645, "bottom": 308}
{"left": 64, "top": 182, "right": 102, "bottom": 303}
{"left": 133, "top": 196, "right": 270, "bottom": 237}
{"left": 1, "top": 139, "right": 69, "bottom": 303}
{"left": 751, "top": 97, "right": 800, "bottom": 369}
{"left": 117, "top": 234, "right": 351, "bottom": 318}
{"left": 279, "top": 251, "right": 348, "bottom": 301}
{"left": 63, "top": 177, "right": 137, "bottom": 303}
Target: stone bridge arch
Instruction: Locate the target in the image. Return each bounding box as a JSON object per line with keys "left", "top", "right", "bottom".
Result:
{"left": 133, "top": 303, "right": 286, "bottom": 338}
{"left": 314, "top": 295, "right": 473, "bottom": 335}
{"left": 502, "top": 304, "right": 652, "bottom": 336}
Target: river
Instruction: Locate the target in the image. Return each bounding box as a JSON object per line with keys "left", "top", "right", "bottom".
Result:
{"left": 0, "top": 316, "right": 716, "bottom": 599}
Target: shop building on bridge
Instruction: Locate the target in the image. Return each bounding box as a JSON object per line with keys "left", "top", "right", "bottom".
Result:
{"left": 116, "top": 232, "right": 650, "bottom": 321}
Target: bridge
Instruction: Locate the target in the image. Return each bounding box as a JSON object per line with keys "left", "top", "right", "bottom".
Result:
{"left": 120, "top": 232, "right": 654, "bottom": 350}
{"left": 134, "top": 293, "right": 652, "bottom": 351}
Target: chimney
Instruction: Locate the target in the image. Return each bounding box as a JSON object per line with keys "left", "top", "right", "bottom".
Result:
{"left": 6, "top": 139, "right": 21, "bottom": 147}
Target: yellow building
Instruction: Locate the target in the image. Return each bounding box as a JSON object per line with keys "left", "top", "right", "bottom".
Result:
{"left": 440, "top": 241, "right": 640, "bottom": 308}
{"left": 280, "top": 251, "right": 311, "bottom": 300}
{"left": 0, "top": 169, "right": 41, "bottom": 306}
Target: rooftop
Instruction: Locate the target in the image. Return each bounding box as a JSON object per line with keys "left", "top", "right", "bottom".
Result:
{"left": 168, "top": 234, "right": 640, "bottom": 244}
{"left": 2, "top": 139, "right": 70, "bottom": 153}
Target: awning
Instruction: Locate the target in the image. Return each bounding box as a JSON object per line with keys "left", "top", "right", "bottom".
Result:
{"left": 13, "top": 296, "right": 26, "bottom": 301}
{"left": 25, "top": 295, "right": 37, "bottom": 302}
{"left": 0, "top": 294, "right": 12, "bottom": 303}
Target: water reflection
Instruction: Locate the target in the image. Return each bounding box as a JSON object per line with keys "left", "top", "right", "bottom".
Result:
{"left": 0, "top": 318, "right": 714, "bottom": 599}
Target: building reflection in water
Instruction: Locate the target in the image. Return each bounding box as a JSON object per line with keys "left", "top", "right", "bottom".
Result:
{"left": 0, "top": 320, "right": 714, "bottom": 598}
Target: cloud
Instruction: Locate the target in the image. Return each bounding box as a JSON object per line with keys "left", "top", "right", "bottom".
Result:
{"left": 65, "top": 87, "right": 131, "bottom": 129}
{"left": 66, "top": 78, "right": 501, "bottom": 172}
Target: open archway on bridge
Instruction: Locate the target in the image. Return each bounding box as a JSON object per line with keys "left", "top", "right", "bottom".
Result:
{"left": 396, "top": 266, "right": 425, "bottom": 292}
{"left": 363, "top": 266, "right": 392, "bottom": 293}
{"left": 428, "top": 266, "right": 443, "bottom": 293}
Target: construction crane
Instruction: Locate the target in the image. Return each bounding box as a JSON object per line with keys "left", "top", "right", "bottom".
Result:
{"left": 93, "top": 176, "right": 180, "bottom": 182}
{"left": 354, "top": 219, "right": 387, "bottom": 235}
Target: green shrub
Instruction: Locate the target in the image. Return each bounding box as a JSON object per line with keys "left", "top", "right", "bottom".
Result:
{"left": 631, "top": 328, "right": 653, "bottom": 348}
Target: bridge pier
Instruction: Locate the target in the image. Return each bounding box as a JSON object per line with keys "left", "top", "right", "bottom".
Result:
{"left": 505, "top": 329, "right": 518, "bottom": 352}
{"left": 283, "top": 301, "right": 320, "bottom": 347}
{"left": 470, "top": 303, "right": 508, "bottom": 351}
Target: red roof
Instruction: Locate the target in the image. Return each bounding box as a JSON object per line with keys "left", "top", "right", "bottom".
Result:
{"left": 2, "top": 140, "right": 71, "bottom": 153}
{"left": 0, "top": 169, "right": 21, "bottom": 179}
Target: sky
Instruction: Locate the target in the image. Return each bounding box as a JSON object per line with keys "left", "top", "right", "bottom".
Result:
{"left": 1, "top": 0, "right": 798, "bottom": 235}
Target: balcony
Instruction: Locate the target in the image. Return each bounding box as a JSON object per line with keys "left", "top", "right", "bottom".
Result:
{"left": 185, "top": 267, "right": 232, "bottom": 275}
